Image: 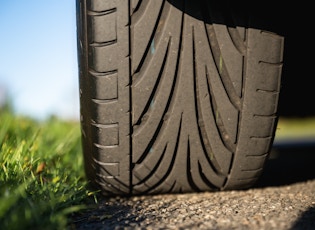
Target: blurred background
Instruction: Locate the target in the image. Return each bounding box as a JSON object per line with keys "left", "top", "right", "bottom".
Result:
{"left": 0, "top": 0, "right": 79, "bottom": 120}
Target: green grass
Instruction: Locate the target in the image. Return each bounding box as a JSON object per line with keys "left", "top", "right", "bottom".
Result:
{"left": 0, "top": 108, "right": 98, "bottom": 229}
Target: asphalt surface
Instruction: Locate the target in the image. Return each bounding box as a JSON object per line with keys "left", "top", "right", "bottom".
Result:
{"left": 70, "top": 144, "right": 315, "bottom": 230}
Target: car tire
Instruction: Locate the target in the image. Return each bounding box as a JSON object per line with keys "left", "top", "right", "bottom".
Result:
{"left": 76, "top": 0, "right": 284, "bottom": 196}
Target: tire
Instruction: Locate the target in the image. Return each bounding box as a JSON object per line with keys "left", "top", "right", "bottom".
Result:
{"left": 76, "top": 0, "right": 284, "bottom": 196}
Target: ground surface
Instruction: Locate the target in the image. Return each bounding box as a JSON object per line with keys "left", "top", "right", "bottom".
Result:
{"left": 70, "top": 146, "right": 315, "bottom": 230}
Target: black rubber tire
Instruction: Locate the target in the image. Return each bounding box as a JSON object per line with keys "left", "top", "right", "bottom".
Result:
{"left": 76, "top": 0, "right": 284, "bottom": 196}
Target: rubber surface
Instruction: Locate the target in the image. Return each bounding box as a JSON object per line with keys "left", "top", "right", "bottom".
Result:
{"left": 76, "top": 0, "right": 284, "bottom": 196}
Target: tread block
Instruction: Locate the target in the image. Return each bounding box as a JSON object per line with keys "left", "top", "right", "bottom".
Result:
{"left": 92, "top": 72, "right": 118, "bottom": 100}
{"left": 97, "top": 162, "right": 120, "bottom": 177}
{"left": 91, "top": 44, "right": 118, "bottom": 72}
{"left": 92, "top": 123, "right": 119, "bottom": 146}
{"left": 90, "top": 12, "right": 117, "bottom": 43}
{"left": 92, "top": 100, "right": 119, "bottom": 124}
{"left": 89, "top": 0, "right": 118, "bottom": 12}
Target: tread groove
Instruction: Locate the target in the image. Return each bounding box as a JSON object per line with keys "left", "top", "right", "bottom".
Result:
{"left": 87, "top": 8, "right": 117, "bottom": 16}
{"left": 192, "top": 27, "right": 228, "bottom": 176}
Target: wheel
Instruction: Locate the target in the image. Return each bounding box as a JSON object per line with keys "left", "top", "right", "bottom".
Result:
{"left": 76, "top": 0, "right": 284, "bottom": 196}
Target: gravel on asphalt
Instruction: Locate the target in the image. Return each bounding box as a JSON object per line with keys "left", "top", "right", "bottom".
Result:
{"left": 70, "top": 179, "right": 315, "bottom": 230}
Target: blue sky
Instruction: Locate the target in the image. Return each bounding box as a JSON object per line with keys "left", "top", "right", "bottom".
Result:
{"left": 0, "top": 0, "right": 79, "bottom": 120}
